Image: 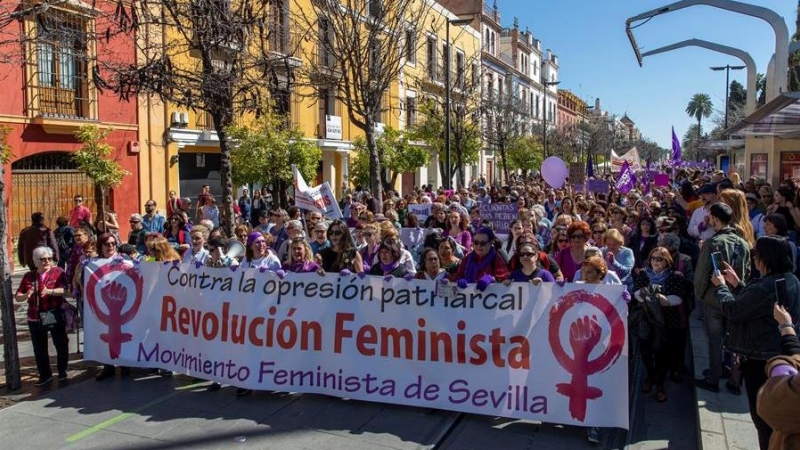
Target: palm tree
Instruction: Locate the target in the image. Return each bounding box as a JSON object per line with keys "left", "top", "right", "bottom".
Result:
{"left": 685, "top": 93, "right": 713, "bottom": 160}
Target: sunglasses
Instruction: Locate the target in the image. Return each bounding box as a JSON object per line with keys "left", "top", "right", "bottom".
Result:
{"left": 518, "top": 252, "right": 535, "bottom": 258}
{"left": 328, "top": 230, "right": 343, "bottom": 236}
{"left": 473, "top": 240, "right": 490, "bottom": 247}
{"left": 570, "top": 234, "right": 586, "bottom": 240}
{"left": 39, "top": 257, "right": 52, "bottom": 262}
{"left": 130, "top": 220, "right": 140, "bottom": 224}
{"left": 592, "top": 230, "right": 604, "bottom": 234}
{"left": 650, "top": 256, "right": 666, "bottom": 263}
{"left": 145, "top": 203, "right": 155, "bottom": 207}
{"left": 557, "top": 239, "right": 569, "bottom": 244}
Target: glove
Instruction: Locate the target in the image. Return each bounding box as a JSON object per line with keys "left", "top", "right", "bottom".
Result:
{"left": 556, "top": 279, "right": 566, "bottom": 287}
{"left": 384, "top": 275, "right": 394, "bottom": 282}
{"left": 172, "top": 259, "right": 181, "bottom": 266}
{"left": 339, "top": 269, "right": 352, "bottom": 277}
{"left": 403, "top": 274, "right": 415, "bottom": 281}
{"left": 476, "top": 275, "right": 495, "bottom": 292}
{"left": 770, "top": 364, "right": 799, "bottom": 377}
{"left": 457, "top": 279, "right": 468, "bottom": 289}
{"left": 194, "top": 261, "right": 203, "bottom": 269}
{"left": 440, "top": 278, "right": 449, "bottom": 285}
{"left": 275, "top": 269, "right": 286, "bottom": 279}
{"left": 258, "top": 266, "right": 267, "bottom": 273}
{"left": 162, "top": 260, "right": 171, "bottom": 266}
{"left": 357, "top": 271, "right": 367, "bottom": 279}
{"left": 622, "top": 291, "right": 632, "bottom": 304}
{"left": 229, "top": 264, "right": 238, "bottom": 272}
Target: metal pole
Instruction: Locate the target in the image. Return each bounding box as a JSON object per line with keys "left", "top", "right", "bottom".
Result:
{"left": 444, "top": 23, "right": 451, "bottom": 190}
{"left": 724, "top": 65, "right": 730, "bottom": 129}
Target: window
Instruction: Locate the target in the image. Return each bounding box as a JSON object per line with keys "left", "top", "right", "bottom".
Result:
{"left": 405, "top": 29, "right": 416, "bottom": 64}
{"left": 318, "top": 17, "right": 333, "bottom": 67}
{"left": 271, "top": 87, "right": 291, "bottom": 124}
{"left": 369, "top": 0, "right": 382, "bottom": 18}
{"left": 471, "top": 62, "right": 479, "bottom": 87}
{"left": 269, "top": 0, "right": 290, "bottom": 54}
{"left": 533, "top": 61, "right": 538, "bottom": 76}
{"left": 405, "top": 95, "right": 417, "bottom": 128}
{"left": 319, "top": 89, "right": 336, "bottom": 117}
{"left": 426, "top": 36, "right": 437, "bottom": 81}
{"left": 34, "top": 11, "right": 89, "bottom": 118}
{"left": 455, "top": 51, "right": 465, "bottom": 88}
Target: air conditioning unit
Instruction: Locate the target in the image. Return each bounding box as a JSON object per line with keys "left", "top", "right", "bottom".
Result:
{"left": 128, "top": 141, "right": 141, "bottom": 153}
{"left": 171, "top": 111, "right": 180, "bottom": 127}
{"left": 179, "top": 112, "right": 189, "bottom": 127}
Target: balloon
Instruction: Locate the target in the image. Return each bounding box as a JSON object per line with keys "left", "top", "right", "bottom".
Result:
{"left": 541, "top": 157, "right": 568, "bottom": 188}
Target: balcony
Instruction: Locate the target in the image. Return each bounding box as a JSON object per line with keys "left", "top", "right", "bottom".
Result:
{"left": 267, "top": 30, "right": 304, "bottom": 70}
{"left": 483, "top": 2, "right": 500, "bottom": 24}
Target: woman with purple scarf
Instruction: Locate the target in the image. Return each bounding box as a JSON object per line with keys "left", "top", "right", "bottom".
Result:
{"left": 454, "top": 227, "right": 510, "bottom": 291}
{"left": 359, "top": 223, "right": 381, "bottom": 272}
{"left": 367, "top": 241, "right": 410, "bottom": 278}
{"left": 282, "top": 238, "right": 322, "bottom": 274}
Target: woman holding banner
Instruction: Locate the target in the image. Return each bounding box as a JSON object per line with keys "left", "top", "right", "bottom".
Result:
{"left": 241, "top": 231, "right": 281, "bottom": 271}
{"left": 415, "top": 248, "right": 447, "bottom": 281}
{"left": 282, "top": 238, "right": 322, "bottom": 274}
{"left": 368, "top": 241, "right": 410, "bottom": 279}
{"left": 454, "top": 227, "right": 509, "bottom": 290}
{"left": 438, "top": 237, "right": 461, "bottom": 276}
{"left": 319, "top": 220, "right": 363, "bottom": 274}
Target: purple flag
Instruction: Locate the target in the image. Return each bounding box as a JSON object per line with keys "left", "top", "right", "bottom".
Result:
{"left": 615, "top": 160, "right": 636, "bottom": 194}
{"left": 671, "top": 127, "right": 681, "bottom": 162}
{"left": 586, "top": 154, "right": 594, "bottom": 178}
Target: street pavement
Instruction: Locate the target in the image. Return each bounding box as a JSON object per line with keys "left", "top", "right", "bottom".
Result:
{"left": 0, "top": 270, "right": 742, "bottom": 449}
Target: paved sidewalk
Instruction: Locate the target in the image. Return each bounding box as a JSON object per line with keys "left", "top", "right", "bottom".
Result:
{"left": 689, "top": 311, "right": 757, "bottom": 450}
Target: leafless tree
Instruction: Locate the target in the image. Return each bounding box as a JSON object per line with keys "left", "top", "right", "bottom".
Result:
{"left": 481, "top": 81, "right": 532, "bottom": 185}
{"left": 294, "top": 0, "right": 439, "bottom": 204}
{"left": 95, "top": 0, "right": 299, "bottom": 236}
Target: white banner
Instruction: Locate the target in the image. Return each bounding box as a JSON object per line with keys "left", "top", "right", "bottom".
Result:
{"left": 83, "top": 260, "right": 629, "bottom": 429}
{"left": 408, "top": 204, "right": 431, "bottom": 224}
{"left": 292, "top": 164, "right": 343, "bottom": 220}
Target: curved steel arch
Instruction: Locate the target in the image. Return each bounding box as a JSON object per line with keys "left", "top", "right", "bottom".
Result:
{"left": 626, "top": 0, "right": 788, "bottom": 99}
{"left": 641, "top": 39, "right": 756, "bottom": 115}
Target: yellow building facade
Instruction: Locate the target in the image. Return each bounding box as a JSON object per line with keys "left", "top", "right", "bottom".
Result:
{"left": 134, "top": 0, "right": 481, "bottom": 207}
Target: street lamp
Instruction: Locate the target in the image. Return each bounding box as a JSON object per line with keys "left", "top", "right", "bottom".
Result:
{"left": 541, "top": 78, "right": 560, "bottom": 158}
{"left": 710, "top": 64, "right": 745, "bottom": 129}
{"left": 444, "top": 17, "right": 473, "bottom": 190}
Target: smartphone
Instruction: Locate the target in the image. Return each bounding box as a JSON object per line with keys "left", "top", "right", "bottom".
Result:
{"left": 775, "top": 277, "right": 788, "bottom": 307}
{"left": 711, "top": 252, "right": 723, "bottom": 276}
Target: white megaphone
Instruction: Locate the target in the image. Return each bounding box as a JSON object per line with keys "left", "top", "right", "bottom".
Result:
{"left": 224, "top": 240, "right": 246, "bottom": 263}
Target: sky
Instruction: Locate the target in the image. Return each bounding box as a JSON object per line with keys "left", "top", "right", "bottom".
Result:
{"left": 495, "top": 0, "right": 797, "bottom": 149}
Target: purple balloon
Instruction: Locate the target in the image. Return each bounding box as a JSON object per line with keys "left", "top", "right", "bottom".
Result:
{"left": 541, "top": 157, "right": 568, "bottom": 189}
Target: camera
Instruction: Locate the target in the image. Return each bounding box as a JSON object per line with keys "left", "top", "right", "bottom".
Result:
{"left": 647, "top": 284, "right": 662, "bottom": 296}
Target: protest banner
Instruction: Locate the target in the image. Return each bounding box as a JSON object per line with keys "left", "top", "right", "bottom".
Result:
{"left": 408, "top": 203, "right": 431, "bottom": 224}
{"left": 292, "top": 165, "right": 343, "bottom": 220}
{"left": 83, "top": 260, "right": 629, "bottom": 429}
{"left": 478, "top": 203, "right": 518, "bottom": 234}
{"left": 400, "top": 227, "right": 427, "bottom": 253}
{"left": 586, "top": 180, "right": 610, "bottom": 194}
{"left": 569, "top": 163, "right": 585, "bottom": 186}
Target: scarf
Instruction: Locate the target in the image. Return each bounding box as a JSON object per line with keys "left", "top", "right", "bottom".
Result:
{"left": 644, "top": 267, "right": 670, "bottom": 287}
{"left": 464, "top": 247, "right": 497, "bottom": 281}
{"left": 290, "top": 260, "right": 310, "bottom": 273}
{"left": 380, "top": 260, "right": 400, "bottom": 274}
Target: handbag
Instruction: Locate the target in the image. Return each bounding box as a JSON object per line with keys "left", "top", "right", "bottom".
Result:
{"left": 39, "top": 308, "right": 63, "bottom": 329}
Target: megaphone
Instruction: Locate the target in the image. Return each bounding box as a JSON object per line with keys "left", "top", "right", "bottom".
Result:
{"left": 224, "top": 240, "right": 246, "bottom": 261}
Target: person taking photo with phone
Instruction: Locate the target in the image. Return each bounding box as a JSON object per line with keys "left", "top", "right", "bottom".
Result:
{"left": 710, "top": 236, "right": 800, "bottom": 450}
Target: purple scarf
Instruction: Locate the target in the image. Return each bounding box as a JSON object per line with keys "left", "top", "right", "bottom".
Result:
{"left": 380, "top": 260, "right": 400, "bottom": 274}
{"left": 463, "top": 247, "right": 496, "bottom": 282}
{"left": 285, "top": 260, "right": 319, "bottom": 273}
{"left": 363, "top": 244, "right": 379, "bottom": 268}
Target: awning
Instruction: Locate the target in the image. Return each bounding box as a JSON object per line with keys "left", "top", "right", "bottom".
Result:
{"left": 698, "top": 139, "right": 745, "bottom": 150}
{"left": 725, "top": 92, "right": 800, "bottom": 138}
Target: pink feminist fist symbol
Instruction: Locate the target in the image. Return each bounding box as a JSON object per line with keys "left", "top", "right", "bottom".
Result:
{"left": 99, "top": 281, "right": 132, "bottom": 359}
{"left": 85, "top": 262, "right": 143, "bottom": 360}
{"left": 549, "top": 290, "right": 625, "bottom": 422}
